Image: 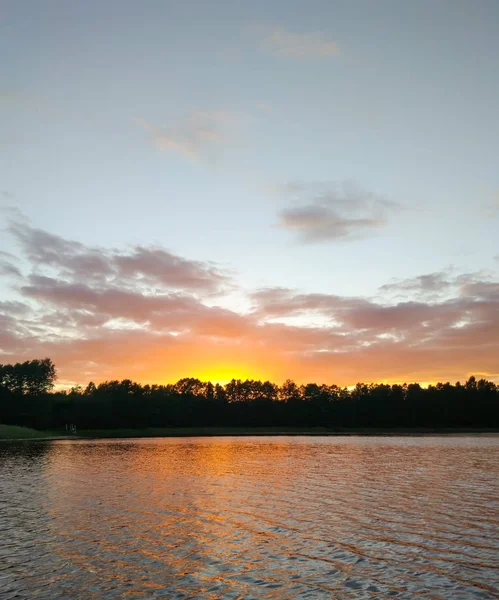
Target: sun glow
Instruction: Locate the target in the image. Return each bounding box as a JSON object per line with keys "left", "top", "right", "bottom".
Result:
{"left": 195, "top": 364, "right": 258, "bottom": 385}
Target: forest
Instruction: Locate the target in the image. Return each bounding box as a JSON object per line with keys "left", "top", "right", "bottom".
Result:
{"left": 0, "top": 358, "right": 498, "bottom": 431}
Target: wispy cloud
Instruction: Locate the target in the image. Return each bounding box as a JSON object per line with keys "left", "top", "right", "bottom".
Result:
{"left": 0, "top": 250, "right": 22, "bottom": 278}
{"left": 133, "top": 111, "right": 236, "bottom": 160}
{"left": 380, "top": 272, "right": 453, "bottom": 295}
{"left": 378, "top": 270, "right": 492, "bottom": 299}
{"left": 264, "top": 27, "right": 339, "bottom": 58}
{"left": 277, "top": 182, "right": 400, "bottom": 243}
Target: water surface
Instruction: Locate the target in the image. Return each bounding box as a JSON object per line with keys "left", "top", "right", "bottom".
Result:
{"left": 1, "top": 436, "right": 498, "bottom": 599}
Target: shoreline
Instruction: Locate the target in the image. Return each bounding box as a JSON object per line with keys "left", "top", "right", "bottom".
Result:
{"left": 2, "top": 426, "right": 498, "bottom": 441}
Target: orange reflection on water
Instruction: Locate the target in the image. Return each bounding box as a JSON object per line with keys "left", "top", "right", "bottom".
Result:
{"left": 31, "top": 436, "right": 499, "bottom": 599}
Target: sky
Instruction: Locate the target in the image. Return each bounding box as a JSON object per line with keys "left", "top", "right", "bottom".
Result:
{"left": 1, "top": 0, "right": 498, "bottom": 387}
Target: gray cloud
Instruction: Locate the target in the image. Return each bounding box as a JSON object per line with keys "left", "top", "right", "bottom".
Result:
{"left": 380, "top": 272, "right": 452, "bottom": 295}
{"left": 0, "top": 250, "right": 22, "bottom": 278}
{"left": 0, "top": 301, "right": 31, "bottom": 315}
{"left": 277, "top": 182, "right": 400, "bottom": 243}
{"left": 380, "top": 270, "right": 494, "bottom": 300}
{"left": 9, "top": 221, "right": 229, "bottom": 294}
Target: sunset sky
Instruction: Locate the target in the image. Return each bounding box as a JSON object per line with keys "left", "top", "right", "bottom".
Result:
{"left": 1, "top": 0, "right": 498, "bottom": 387}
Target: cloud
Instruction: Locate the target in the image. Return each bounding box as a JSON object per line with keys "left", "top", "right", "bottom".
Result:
{"left": 248, "top": 275, "right": 499, "bottom": 382}
{"left": 250, "top": 286, "right": 455, "bottom": 335}
{"left": 21, "top": 275, "right": 193, "bottom": 325}
{"left": 380, "top": 272, "right": 452, "bottom": 295}
{"left": 0, "top": 301, "right": 31, "bottom": 317}
{"left": 0, "top": 205, "right": 24, "bottom": 219}
{"left": 277, "top": 182, "right": 400, "bottom": 243}
{"left": 0, "top": 250, "right": 22, "bottom": 278}
{"left": 133, "top": 111, "right": 236, "bottom": 160}
{"left": 9, "top": 221, "right": 229, "bottom": 294}
{"left": 251, "top": 276, "right": 499, "bottom": 335}
{"left": 1, "top": 218, "right": 498, "bottom": 386}
{"left": 379, "top": 271, "right": 495, "bottom": 301}
{"left": 264, "top": 27, "right": 339, "bottom": 58}
{"left": 18, "top": 273, "right": 248, "bottom": 337}
{"left": 114, "top": 247, "right": 228, "bottom": 292}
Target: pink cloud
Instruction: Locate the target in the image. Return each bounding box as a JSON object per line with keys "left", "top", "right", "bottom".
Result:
{"left": 1, "top": 220, "right": 498, "bottom": 386}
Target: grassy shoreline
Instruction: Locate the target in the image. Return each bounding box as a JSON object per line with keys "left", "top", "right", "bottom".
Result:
{"left": 0, "top": 424, "right": 66, "bottom": 440}
{"left": 1, "top": 424, "right": 498, "bottom": 440}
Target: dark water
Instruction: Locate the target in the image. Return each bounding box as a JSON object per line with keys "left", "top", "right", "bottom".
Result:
{"left": 1, "top": 436, "right": 498, "bottom": 599}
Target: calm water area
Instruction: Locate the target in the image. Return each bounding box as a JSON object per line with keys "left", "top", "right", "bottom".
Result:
{"left": 1, "top": 436, "right": 498, "bottom": 599}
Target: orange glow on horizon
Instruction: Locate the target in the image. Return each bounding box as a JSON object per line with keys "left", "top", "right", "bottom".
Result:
{"left": 165, "top": 359, "right": 280, "bottom": 386}
{"left": 138, "top": 348, "right": 282, "bottom": 387}
{"left": 47, "top": 332, "right": 499, "bottom": 390}
{"left": 56, "top": 358, "right": 497, "bottom": 391}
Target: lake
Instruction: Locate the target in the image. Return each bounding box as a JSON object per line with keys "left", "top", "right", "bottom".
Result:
{"left": 1, "top": 436, "right": 498, "bottom": 599}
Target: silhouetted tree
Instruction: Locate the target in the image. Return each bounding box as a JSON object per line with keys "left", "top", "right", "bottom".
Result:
{"left": 1, "top": 358, "right": 498, "bottom": 431}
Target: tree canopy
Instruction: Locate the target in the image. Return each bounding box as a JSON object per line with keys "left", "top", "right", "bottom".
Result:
{"left": 0, "top": 359, "right": 498, "bottom": 430}
{"left": 0, "top": 358, "right": 57, "bottom": 395}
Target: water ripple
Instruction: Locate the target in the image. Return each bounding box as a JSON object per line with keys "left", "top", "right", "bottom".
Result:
{"left": 1, "top": 436, "right": 498, "bottom": 599}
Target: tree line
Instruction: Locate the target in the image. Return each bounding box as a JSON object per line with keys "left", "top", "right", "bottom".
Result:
{"left": 0, "top": 358, "right": 498, "bottom": 430}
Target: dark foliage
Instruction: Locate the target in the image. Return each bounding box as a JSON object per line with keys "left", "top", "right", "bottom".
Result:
{"left": 0, "top": 358, "right": 57, "bottom": 429}
{"left": 0, "top": 359, "right": 498, "bottom": 430}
